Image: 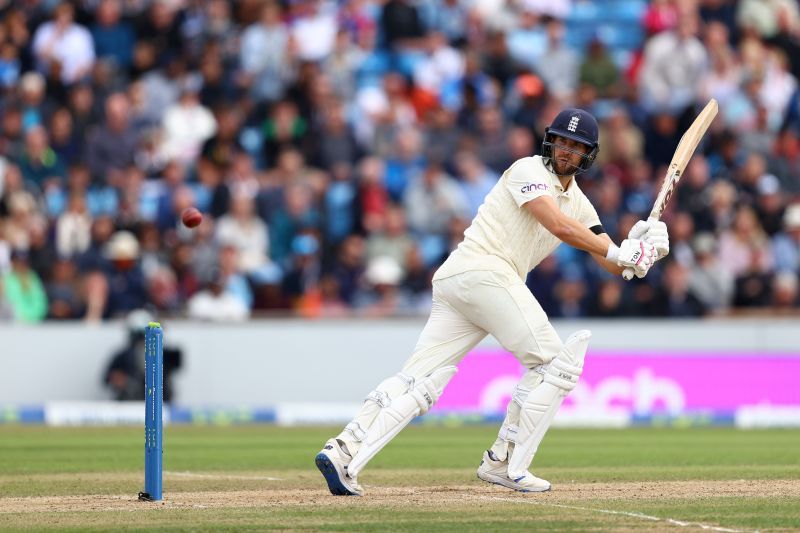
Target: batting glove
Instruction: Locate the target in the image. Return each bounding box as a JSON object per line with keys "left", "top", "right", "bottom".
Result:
{"left": 628, "top": 218, "right": 669, "bottom": 260}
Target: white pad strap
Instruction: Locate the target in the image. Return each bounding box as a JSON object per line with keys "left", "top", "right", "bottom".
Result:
{"left": 344, "top": 422, "right": 367, "bottom": 442}
{"left": 347, "top": 366, "right": 456, "bottom": 477}
{"left": 498, "top": 423, "right": 519, "bottom": 443}
{"left": 507, "top": 330, "right": 590, "bottom": 478}
{"left": 511, "top": 384, "right": 530, "bottom": 407}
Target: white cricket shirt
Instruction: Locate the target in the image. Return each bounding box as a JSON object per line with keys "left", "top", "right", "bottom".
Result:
{"left": 433, "top": 156, "right": 602, "bottom": 281}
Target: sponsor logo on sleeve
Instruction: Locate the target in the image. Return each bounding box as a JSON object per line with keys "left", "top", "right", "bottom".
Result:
{"left": 521, "top": 183, "right": 549, "bottom": 194}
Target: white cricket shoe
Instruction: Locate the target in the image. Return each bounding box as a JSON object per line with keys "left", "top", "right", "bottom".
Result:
{"left": 315, "top": 439, "right": 363, "bottom": 496}
{"left": 477, "top": 450, "right": 551, "bottom": 492}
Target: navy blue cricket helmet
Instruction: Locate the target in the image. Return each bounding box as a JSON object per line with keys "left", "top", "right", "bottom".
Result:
{"left": 541, "top": 108, "right": 599, "bottom": 175}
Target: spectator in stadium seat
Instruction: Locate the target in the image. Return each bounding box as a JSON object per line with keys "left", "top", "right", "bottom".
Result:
{"left": 85, "top": 92, "right": 138, "bottom": 186}
{"left": 383, "top": 127, "right": 425, "bottom": 202}
{"left": 323, "top": 29, "right": 367, "bottom": 102}
{"left": 506, "top": 5, "right": 547, "bottom": 72}
{"left": 134, "top": 1, "right": 183, "bottom": 64}
{"left": 239, "top": 1, "right": 292, "bottom": 103}
{"left": 366, "top": 204, "right": 414, "bottom": 270}
{"left": 770, "top": 272, "right": 799, "bottom": 310}
{"left": 698, "top": 46, "right": 742, "bottom": 111}
{"left": 46, "top": 256, "right": 83, "bottom": 319}
{"left": 737, "top": 0, "right": 799, "bottom": 39}
{"left": 579, "top": 38, "right": 621, "bottom": 100}
{"left": 16, "top": 125, "right": 66, "bottom": 188}
{"left": 536, "top": 18, "right": 579, "bottom": 100}
{"left": 732, "top": 248, "right": 774, "bottom": 309}
{"left": 187, "top": 268, "right": 250, "bottom": 321}
{"left": 269, "top": 182, "right": 321, "bottom": 266}
{"left": 55, "top": 192, "right": 92, "bottom": 258}
{"left": 314, "top": 101, "right": 363, "bottom": 168}
{"left": 651, "top": 260, "right": 707, "bottom": 317}
{"left": 754, "top": 174, "right": 786, "bottom": 236}
{"left": 687, "top": 233, "right": 734, "bottom": 313}
{"left": 290, "top": 0, "right": 338, "bottom": 62}
{"left": 91, "top": 0, "right": 136, "bottom": 70}
{"left": 552, "top": 274, "right": 588, "bottom": 319}
{"left": 481, "top": 31, "right": 517, "bottom": 90}
{"left": 18, "top": 71, "right": 54, "bottom": 131}
{"left": 453, "top": 150, "right": 498, "bottom": 218}
{"left": 403, "top": 160, "right": 469, "bottom": 236}
{"left": 668, "top": 212, "right": 698, "bottom": 267}
{"left": 49, "top": 107, "right": 81, "bottom": 167}
{"left": 769, "top": 129, "right": 800, "bottom": 194}
{"left": 3, "top": 191, "right": 39, "bottom": 251}
{"left": 103, "top": 230, "right": 147, "bottom": 317}
{"left": 639, "top": 11, "right": 708, "bottom": 114}
{"left": 719, "top": 206, "right": 774, "bottom": 278}
{"left": 161, "top": 77, "right": 217, "bottom": 166}
{"left": 200, "top": 107, "right": 244, "bottom": 172}
{"left": 586, "top": 278, "right": 636, "bottom": 317}
{"left": 66, "top": 82, "right": 100, "bottom": 141}
{"left": 216, "top": 190, "right": 281, "bottom": 285}
{"left": 330, "top": 234, "right": 366, "bottom": 305}
{"left": 356, "top": 156, "right": 389, "bottom": 233}
{"left": 0, "top": 106, "right": 24, "bottom": 160}
{"left": 356, "top": 255, "right": 415, "bottom": 317}
{"left": 412, "top": 32, "right": 464, "bottom": 102}
{"left": 773, "top": 203, "right": 800, "bottom": 273}
{"left": 474, "top": 106, "right": 512, "bottom": 174}
{"left": 261, "top": 100, "right": 309, "bottom": 166}
{"left": 2, "top": 248, "right": 48, "bottom": 322}
{"left": 422, "top": 105, "right": 462, "bottom": 166}
{"left": 707, "top": 180, "right": 738, "bottom": 231}
{"left": 323, "top": 162, "right": 360, "bottom": 247}
{"left": 282, "top": 232, "right": 323, "bottom": 310}
{"left": 380, "top": 0, "right": 426, "bottom": 55}
{"left": 31, "top": 2, "right": 95, "bottom": 85}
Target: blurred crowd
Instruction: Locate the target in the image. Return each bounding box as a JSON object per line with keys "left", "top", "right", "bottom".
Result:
{"left": 0, "top": 0, "right": 799, "bottom": 322}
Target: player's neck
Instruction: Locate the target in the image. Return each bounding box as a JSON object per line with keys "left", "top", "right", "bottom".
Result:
{"left": 558, "top": 175, "right": 574, "bottom": 190}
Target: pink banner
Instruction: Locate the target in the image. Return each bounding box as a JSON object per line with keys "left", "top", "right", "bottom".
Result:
{"left": 433, "top": 350, "right": 800, "bottom": 416}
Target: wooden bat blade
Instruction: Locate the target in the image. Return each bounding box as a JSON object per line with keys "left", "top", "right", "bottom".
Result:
{"left": 622, "top": 99, "right": 718, "bottom": 281}
{"left": 649, "top": 99, "right": 718, "bottom": 221}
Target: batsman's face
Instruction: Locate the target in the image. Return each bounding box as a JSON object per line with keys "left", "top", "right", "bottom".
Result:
{"left": 552, "top": 135, "right": 589, "bottom": 175}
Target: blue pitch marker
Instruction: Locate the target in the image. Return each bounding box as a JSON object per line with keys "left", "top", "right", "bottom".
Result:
{"left": 139, "top": 321, "right": 163, "bottom": 501}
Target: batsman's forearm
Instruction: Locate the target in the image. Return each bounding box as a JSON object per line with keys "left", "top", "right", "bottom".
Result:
{"left": 524, "top": 196, "right": 611, "bottom": 257}
{"left": 549, "top": 216, "right": 612, "bottom": 257}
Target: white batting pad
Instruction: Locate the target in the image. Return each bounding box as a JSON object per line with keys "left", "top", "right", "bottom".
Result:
{"left": 347, "top": 366, "right": 457, "bottom": 477}
{"left": 507, "top": 330, "right": 590, "bottom": 478}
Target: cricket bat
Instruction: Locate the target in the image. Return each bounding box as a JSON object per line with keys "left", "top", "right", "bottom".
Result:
{"left": 622, "top": 99, "right": 718, "bottom": 281}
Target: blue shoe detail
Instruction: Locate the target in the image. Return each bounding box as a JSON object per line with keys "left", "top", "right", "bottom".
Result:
{"left": 315, "top": 453, "right": 359, "bottom": 496}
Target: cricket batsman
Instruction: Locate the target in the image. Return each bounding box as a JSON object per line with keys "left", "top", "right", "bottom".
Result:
{"left": 315, "top": 108, "right": 670, "bottom": 495}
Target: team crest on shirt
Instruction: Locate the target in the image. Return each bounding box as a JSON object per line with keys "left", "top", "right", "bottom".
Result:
{"left": 567, "top": 115, "right": 580, "bottom": 132}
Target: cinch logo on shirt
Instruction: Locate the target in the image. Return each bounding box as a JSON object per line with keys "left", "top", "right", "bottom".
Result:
{"left": 521, "top": 183, "right": 548, "bottom": 193}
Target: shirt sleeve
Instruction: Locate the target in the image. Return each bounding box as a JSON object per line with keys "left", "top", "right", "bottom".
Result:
{"left": 577, "top": 194, "right": 603, "bottom": 230}
{"left": 505, "top": 158, "right": 554, "bottom": 208}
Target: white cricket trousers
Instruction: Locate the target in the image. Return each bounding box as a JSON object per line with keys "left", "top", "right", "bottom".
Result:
{"left": 338, "top": 268, "right": 564, "bottom": 452}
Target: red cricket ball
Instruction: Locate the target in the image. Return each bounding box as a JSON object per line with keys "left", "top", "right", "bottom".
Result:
{"left": 181, "top": 207, "right": 203, "bottom": 228}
